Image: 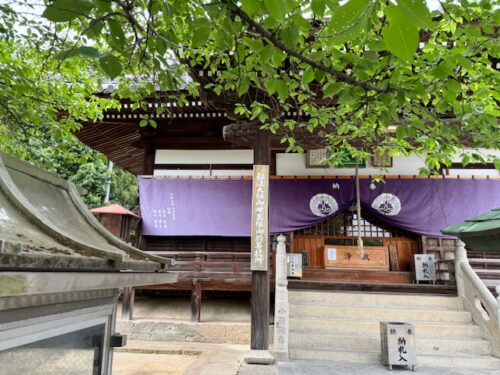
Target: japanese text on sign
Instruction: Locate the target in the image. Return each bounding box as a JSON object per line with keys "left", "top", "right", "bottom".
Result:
{"left": 251, "top": 165, "right": 269, "bottom": 271}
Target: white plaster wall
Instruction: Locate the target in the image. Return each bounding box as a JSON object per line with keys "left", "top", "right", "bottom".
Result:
{"left": 152, "top": 148, "right": 499, "bottom": 177}
{"left": 153, "top": 169, "right": 253, "bottom": 177}
{"left": 276, "top": 148, "right": 500, "bottom": 177}
{"left": 446, "top": 168, "right": 499, "bottom": 177}
{"left": 275, "top": 153, "right": 427, "bottom": 176}
{"left": 155, "top": 149, "right": 253, "bottom": 164}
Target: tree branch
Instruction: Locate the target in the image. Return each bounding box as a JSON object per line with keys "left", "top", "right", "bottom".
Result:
{"left": 221, "top": 0, "right": 386, "bottom": 93}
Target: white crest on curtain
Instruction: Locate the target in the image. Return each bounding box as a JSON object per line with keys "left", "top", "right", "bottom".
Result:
{"left": 371, "top": 193, "right": 402, "bottom": 216}
{"left": 309, "top": 193, "right": 338, "bottom": 217}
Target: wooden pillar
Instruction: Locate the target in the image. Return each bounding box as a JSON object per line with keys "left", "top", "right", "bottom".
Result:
{"left": 141, "top": 127, "right": 157, "bottom": 175}
{"left": 143, "top": 145, "right": 155, "bottom": 175}
{"left": 121, "top": 287, "right": 135, "bottom": 321}
{"left": 251, "top": 129, "right": 270, "bottom": 351}
{"left": 270, "top": 150, "right": 278, "bottom": 176}
{"left": 191, "top": 279, "right": 202, "bottom": 322}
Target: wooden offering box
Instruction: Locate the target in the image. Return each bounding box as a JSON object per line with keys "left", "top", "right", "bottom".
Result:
{"left": 324, "top": 245, "right": 389, "bottom": 270}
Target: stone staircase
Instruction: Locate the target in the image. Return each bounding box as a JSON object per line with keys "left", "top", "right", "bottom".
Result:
{"left": 289, "top": 290, "right": 500, "bottom": 369}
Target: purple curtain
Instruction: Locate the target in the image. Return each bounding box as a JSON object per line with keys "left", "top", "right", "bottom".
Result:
{"left": 139, "top": 177, "right": 500, "bottom": 237}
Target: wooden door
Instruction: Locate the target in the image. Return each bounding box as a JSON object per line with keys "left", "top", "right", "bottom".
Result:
{"left": 384, "top": 237, "right": 420, "bottom": 271}
{"left": 293, "top": 236, "right": 324, "bottom": 268}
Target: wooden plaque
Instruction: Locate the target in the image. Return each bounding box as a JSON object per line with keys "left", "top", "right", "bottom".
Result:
{"left": 306, "top": 149, "right": 328, "bottom": 168}
{"left": 324, "top": 245, "right": 389, "bottom": 270}
{"left": 371, "top": 151, "right": 393, "bottom": 167}
{"left": 251, "top": 165, "right": 269, "bottom": 271}
{"left": 388, "top": 244, "right": 399, "bottom": 271}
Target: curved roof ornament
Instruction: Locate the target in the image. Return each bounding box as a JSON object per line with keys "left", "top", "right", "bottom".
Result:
{"left": 0, "top": 152, "right": 172, "bottom": 272}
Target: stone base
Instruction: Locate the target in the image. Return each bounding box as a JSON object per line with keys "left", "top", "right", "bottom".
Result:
{"left": 116, "top": 320, "right": 257, "bottom": 345}
{"left": 244, "top": 349, "right": 275, "bottom": 365}
{"left": 273, "top": 351, "right": 289, "bottom": 362}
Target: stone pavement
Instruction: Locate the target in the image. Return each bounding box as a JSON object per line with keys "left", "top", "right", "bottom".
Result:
{"left": 239, "top": 360, "right": 500, "bottom": 375}
{"left": 114, "top": 340, "right": 247, "bottom": 375}
{"left": 115, "top": 340, "right": 500, "bottom": 375}
{"left": 277, "top": 360, "right": 500, "bottom": 375}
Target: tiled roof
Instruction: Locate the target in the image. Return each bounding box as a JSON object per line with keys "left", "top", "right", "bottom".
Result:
{"left": 90, "top": 203, "right": 139, "bottom": 217}
{"left": 442, "top": 208, "right": 500, "bottom": 252}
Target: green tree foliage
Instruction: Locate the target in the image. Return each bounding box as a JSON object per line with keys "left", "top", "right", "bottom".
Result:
{"left": 109, "top": 166, "right": 139, "bottom": 210}
{"left": 1, "top": 0, "right": 499, "bottom": 173}
{"left": 0, "top": 127, "right": 138, "bottom": 208}
{"left": 0, "top": 38, "right": 115, "bottom": 137}
{"left": 0, "top": 7, "right": 139, "bottom": 208}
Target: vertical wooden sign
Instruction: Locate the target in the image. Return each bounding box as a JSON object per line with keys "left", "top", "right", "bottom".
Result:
{"left": 251, "top": 164, "right": 269, "bottom": 271}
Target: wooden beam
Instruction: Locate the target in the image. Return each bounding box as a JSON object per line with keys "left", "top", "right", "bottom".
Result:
{"left": 251, "top": 129, "right": 270, "bottom": 351}
{"left": 191, "top": 279, "right": 202, "bottom": 322}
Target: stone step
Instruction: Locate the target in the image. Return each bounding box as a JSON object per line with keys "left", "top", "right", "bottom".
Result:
{"left": 290, "top": 349, "right": 500, "bottom": 369}
{"left": 289, "top": 318, "right": 482, "bottom": 339}
{"left": 289, "top": 332, "right": 491, "bottom": 356}
{"left": 288, "top": 290, "right": 463, "bottom": 310}
{"left": 289, "top": 304, "right": 472, "bottom": 323}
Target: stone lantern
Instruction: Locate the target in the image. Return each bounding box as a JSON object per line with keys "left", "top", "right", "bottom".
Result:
{"left": 0, "top": 152, "right": 177, "bottom": 374}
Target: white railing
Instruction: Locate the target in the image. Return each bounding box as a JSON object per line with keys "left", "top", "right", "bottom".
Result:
{"left": 273, "top": 234, "right": 289, "bottom": 361}
{"left": 455, "top": 241, "right": 500, "bottom": 356}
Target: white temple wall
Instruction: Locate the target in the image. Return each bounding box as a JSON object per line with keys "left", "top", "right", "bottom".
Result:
{"left": 153, "top": 148, "right": 500, "bottom": 177}
{"left": 155, "top": 149, "right": 254, "bottom": 164}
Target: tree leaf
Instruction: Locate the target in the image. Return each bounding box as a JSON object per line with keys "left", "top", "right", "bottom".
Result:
{"left": 261, "top": 44, "right": 274, "bottom": 62}
{"left": 395, "top": 125, "right": 407, "bottom": 139}
{"left": 280, "top": 24, "right": 300, "bottom": 48}
{"left": 263, "top": 0, "right": 288, "bottom": 21}
{"left": 241, "top": 0, "right": 260, "bottom": 16}
{"left": 277, "top": 79, "right": 289, "bottom": 101}
{"left": 238, "top": 81, "right": 249, "bottom": 96}
{"left": 271, "top": 49, "right": 285, "bottom": 67}
{"left": 311, "top": 0, "right": 326, "bottom": 18}
{"left": 327, "top": 0, "right": 370, "bottom": 34}
{"left": 494, "top": 158, "right": 500, "bottom": 171}
{"left": 396, "top": 0, "right": 432, "bottom": 29}
{"left": 192, "top": 24, "right": 211, "bottom": 48}
{"left": 265, "top": 78, "right": 279, "bottom": 94}
{"left": 108, "top": 19, "right": 126, "bottom": 50}
{"left": 382, "top": 5, "right": 418, "bottom": 61}
{"left": 323, "top": 81, "right": 343, "bottom": 98}
{"left": 302, "top": 66, "right": 315, "bottom": 84}
{"left": 443, "top": 79, "right": 461, "bottom": 103}
{"left": 56, "top": 46, "right": 102, "bottom": 59}
{"left": 156, "top": 36, "right": 167, "bottom": 56}
{"left": 94, "top": 0, "right": 111, "bottom": 12}
{"left": 85, "top": 19, "right": 104, "bottom": 39}
{"left": 42, "top": 0, "right": 94, "bottom": 22}
{"left": 99, "top": 55, "right": 122, "bottom": 79}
